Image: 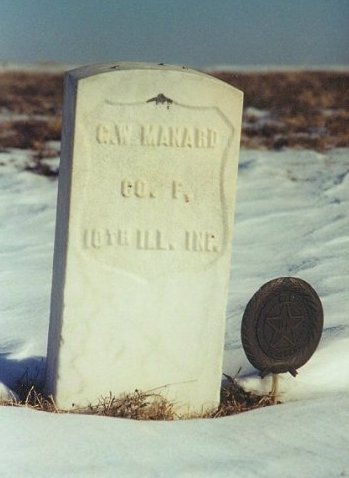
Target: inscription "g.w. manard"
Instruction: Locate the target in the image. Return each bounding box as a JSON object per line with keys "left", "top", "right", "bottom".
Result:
{"left": 96, "top": 123, "right": 218, "bottom": 148}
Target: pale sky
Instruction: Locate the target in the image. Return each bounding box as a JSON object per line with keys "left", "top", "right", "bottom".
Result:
{"left": 1, "top": 0, "right": 348, "bottom": 67}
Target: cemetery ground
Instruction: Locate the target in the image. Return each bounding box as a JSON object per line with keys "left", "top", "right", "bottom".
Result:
{"left": 0, "top": 69, "right": 349, "bottom": 156}
{"left": 0, "top": 67, "right": 348, "bottom": 477}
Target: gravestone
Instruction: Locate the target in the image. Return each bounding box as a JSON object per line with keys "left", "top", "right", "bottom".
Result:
{"left": 45, "top": 63, "right": 243, "bottom": 413}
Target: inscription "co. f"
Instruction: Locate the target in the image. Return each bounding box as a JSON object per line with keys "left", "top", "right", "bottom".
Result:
{"left": 121, "top": 179, "right": 157, "bottom": 198}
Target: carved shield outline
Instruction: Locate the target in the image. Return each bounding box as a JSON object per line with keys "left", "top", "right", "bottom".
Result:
{"left": 77, "top": 98, "right": 236, "bottom": 276}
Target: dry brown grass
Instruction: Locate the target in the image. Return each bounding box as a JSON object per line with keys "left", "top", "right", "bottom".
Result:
{"left": 2, "top": 386, "right": 59, "bottom": 413}
{"left": 0, "top": 118, "right": 61, "bottom": 150}
{"left": 1, "top": 374, "right": 277, "bottom": 420}
{"left": 0, "top": 71, "right": 63, "bottom": 115}
{"left": 1, "top": 69, "right": 346, "bottom": 154}
{"left": 213, "top": 374, "right": 276, "bottom": 417}
{"left": 214, "top": 70, "right": 349, "bottom": 150}
{"left": 82, "top": 390, "right": 177, "bottom": 420}
{"left": 215, "top": 70, "right": 349, "bottom": 112}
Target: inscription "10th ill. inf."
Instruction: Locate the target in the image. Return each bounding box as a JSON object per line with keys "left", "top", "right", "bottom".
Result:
{"left": 83, "top": 229, "right": 220, "bottom": 253}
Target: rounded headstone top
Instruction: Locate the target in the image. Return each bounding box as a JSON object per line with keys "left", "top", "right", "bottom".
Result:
{"left": 65, "top": 62, "right": 243, "bottom": 95}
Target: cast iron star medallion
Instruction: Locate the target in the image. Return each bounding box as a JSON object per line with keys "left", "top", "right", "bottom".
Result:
{"left": 241, "top": 277, "right": 323, "bottom": 377}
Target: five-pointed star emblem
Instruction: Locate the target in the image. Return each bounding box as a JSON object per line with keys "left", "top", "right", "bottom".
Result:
{"left": 265, "top": 299, "right": 305, "bottom": 349}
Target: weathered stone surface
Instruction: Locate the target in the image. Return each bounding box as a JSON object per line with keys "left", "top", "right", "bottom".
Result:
{"left": 46, "top": 63, "right": 243, "bottom": 413}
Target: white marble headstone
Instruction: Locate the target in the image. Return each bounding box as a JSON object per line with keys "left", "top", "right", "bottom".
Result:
{"left": 46, "top": 63, "right": 243, "bottom": 413}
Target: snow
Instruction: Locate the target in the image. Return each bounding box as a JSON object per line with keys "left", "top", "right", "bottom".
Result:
{"left": 0, "top": 146, "right": 348, "bottom": 476}
{"left": 1, "top": 395, "right": 348, "bottom": 478}
{"left": 2, "top": 61, "right": 349, "bottom": 74}
{"left": 205, "top": 64, "right": 349, "bottom": 72}
{"left": 0, "top": 61, "right": 77, "bottom": 73}
{"left": 225, "top": 148, "right": 349, "bottom": 402}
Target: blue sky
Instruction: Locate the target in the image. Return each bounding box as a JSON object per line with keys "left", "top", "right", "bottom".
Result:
{"left": 1, "top": 0, "right": 348, "bottom": 67}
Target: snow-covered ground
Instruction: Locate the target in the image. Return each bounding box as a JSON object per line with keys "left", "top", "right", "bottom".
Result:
{"left": 0, "top": 146, "right": 348, "bottom": 477}
{"left": 2, "top": 60, "right": 349, "bottom": 74}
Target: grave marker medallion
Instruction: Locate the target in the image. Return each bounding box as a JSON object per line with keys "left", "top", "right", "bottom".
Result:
{"left": 241, "top": 277, "right": 323, "bottom": 378}
{"left": 46, "top": 63, "right": 243, "bottom": 412}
